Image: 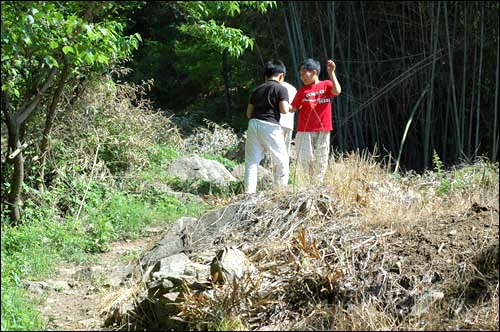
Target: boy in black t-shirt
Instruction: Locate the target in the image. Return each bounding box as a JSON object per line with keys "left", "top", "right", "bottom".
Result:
{"left": 244, "top": 60, "right": 290, "bottom": 194}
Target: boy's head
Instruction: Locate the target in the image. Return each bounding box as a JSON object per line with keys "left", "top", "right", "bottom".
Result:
{"left": 264, "top": 60, "right": 286, "bottom": 82}
{"left": 299, "top": 58, "right": 320, "bottom": 85}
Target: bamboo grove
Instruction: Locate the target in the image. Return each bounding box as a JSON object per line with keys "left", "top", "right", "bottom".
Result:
{"left": 278, "top": 1, "right": 499, "bottom": 171}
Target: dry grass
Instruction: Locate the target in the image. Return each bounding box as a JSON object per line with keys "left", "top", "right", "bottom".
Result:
{"left": 99, "top": 151, "right": 498, "bottom": 331}
{"left": 51, "top": 75, "right": 182, "bottom": 182}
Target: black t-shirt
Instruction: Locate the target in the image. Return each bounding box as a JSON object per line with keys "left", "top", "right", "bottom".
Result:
{"left": 249, "top": 80, "right": 289, "bottom": 125}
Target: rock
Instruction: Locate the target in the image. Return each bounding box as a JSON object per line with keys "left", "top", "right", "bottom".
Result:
{"left": 191, "top": 204, "right": 241, "bottom": 246}
{"left": 23, "top": 281, "right": 48, "bottom": 295}
{"left": 151, "top": 253, "right": 192, "bottom": 280}
{"left": 105, "top": 263, "right": 135, "bottom": 288}
{"left": 168, "top": 155, "right": 237, "bottom": 186}
{"left": 184, "top": 262, "right": 210, "bottom": 279}
{"left": 140, "top": 217, "right": 197, "bottom": 273}
{"left": 210, "top": 246, "right": 255, "bottom": 284}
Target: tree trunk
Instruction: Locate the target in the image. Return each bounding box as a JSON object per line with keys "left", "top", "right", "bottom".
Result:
{"left": 38, "top": 60, "right": 71, "bottom": 192}
{"left": 2, "top": 67, "right": 58, "bottom": 223}
{"left": 2, "top": 92, "right": 23, "bottom": 223}
{"left": 222, "top": 49, "right": 231, "bottom": 119}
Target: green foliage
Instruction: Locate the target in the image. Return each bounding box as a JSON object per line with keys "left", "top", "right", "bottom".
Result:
{"left": 178, "top": 1, "right": 275, "bottom": 56}
{"left": 202, "top": 153, "right": 238, "bottom": 171}
{"left": 81, "top": 190, "right": 207, "bottom": 252}
{"left": 179, "top": 19, "right": 253, "bottom": 58}
{"left": 432, "top": 150, "right": 445, "bottom": 176}
{"left": 449, "top": 158, "right": 499, "bottom": 191}
{"left": 428, "top": 152, "right": 498, "bottom": 196}
{"left": 208, "top": 316, "right": 247, "bottom": 331}
{"left": 1, "top": 280, "right": 44, "bottom": 331}
{"left": 147, "top": 144, "right": 181, "bottom": 167}
{"left": 123, "top": 1, "right": 277, "bottom": 122}
{"left": 1, "top": 1, "right": 141, "bottom": 105}
{"left": 1, "top": 167, "right": 208, "bottom": 329}
{"left": 432, "top": 150, "right": 450, "bottom": 195}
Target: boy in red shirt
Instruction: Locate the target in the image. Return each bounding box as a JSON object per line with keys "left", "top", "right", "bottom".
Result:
{"left": 290, "top": 58, "right": 341, "bottom": 183}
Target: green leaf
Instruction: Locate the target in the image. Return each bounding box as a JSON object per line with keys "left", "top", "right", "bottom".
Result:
{"left": 26, "top": 15, "right": 34, "bottom": 25}
{"left": 49, "top": 40, "right": 59, "bottom": 49}
{"left": 22, "top": 35, "right": 32, "bottom": 45}
{"left": 96, "top": 54, "right": 109, "bottom": 64}
{"left": 97, "top": 27, "right": 108, "bottom": 36}
{"left": 44, "top": 55, "right": 59, "bottom": 68}
{"left": 84, "top": 52, "right": 95, "bottom": 65}
{"left": 62, "top": 45, "right": 74, "bottom": 54}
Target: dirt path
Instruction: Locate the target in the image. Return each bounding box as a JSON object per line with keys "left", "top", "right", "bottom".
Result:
{"left": 33, "top": 232, "right": 163, "bottom": 331}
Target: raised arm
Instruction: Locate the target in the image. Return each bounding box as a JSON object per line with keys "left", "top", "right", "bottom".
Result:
{"left": 327, "top": 60, "right": 341, "bottom": 96}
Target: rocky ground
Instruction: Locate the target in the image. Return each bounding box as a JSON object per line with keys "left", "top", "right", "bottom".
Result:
{"left": 29, "top": 230, "right": 163, "bottom": 331}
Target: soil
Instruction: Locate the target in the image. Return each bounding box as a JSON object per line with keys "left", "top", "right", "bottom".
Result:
{"left": 30, "top": 202, "right": 498, "bottom": 331}
{"left": 33, "top": 233, "right": 163, "bottom": 331}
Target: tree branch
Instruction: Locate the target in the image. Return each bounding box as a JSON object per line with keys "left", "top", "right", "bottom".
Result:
{"left": 13, "top": 66, "right": 59, "bottom": 126}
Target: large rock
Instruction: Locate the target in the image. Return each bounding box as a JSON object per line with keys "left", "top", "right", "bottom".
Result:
{"left": 151, "top": 253, "right": 192, "bottom": 281}
{"left": 140, "top": 217, "right": 197, "bottom": 276}
{"left": 190, "top": 203, "right": 242, "bottom": 248}
{"left": 210, "top": 246, "right": 256, "bottom": 284}
{"left": 168, "top": 155, "right": 237, "bottom": 186}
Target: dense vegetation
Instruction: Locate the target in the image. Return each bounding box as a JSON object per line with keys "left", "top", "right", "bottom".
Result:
{"left": 126, "top": 1, "right": 499, "bottom": 170}
{"left": 1, "top": 1, "right": 498, "bottom": 331}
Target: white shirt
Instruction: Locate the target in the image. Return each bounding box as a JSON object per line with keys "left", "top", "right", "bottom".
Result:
{"left": 280, "top": 81, "right": 297, "bottom": 130}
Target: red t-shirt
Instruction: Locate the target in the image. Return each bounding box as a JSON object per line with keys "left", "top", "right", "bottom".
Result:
{"left": 291, "top": 80, "right": 337, "bottom": 132}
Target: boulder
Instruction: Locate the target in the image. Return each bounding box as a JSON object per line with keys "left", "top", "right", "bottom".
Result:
{"left": 168, "top": 155, "right": 237, "bottom": 186}
{"left": 210, "top": 246, "right": 256, "bottom": 284}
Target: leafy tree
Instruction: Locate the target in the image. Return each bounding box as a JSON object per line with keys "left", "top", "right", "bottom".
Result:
{"left": 124, "top": 1, "right": 276, "bottom": 123}
{"left": 1, "top": 1, "right": 142, "bottom": 223}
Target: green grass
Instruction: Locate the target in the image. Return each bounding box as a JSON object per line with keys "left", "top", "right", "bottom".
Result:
{"left": 201, "top": 152, "right": 238, "bottom": 171}
{"left": 80, "top": 190, "right": 207, "bottom": 252}
{"left": 1, "top": 149, "right": 209, "bottom": 330}
{"left": 1, "top": 280, "right": 44, "bottom": 331}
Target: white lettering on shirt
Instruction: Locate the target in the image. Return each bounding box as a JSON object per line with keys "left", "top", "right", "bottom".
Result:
{"left": 305, "top": 90, "right": 325, "bottom": 98}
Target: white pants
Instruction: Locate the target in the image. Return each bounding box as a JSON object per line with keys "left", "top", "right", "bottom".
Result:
{"left": 282, "top": 127, "right": 293, "bottom": 155}
{"left": 295, "top": 131, "right": 330, "bottom": 183}
{"left": 244, "top": 119, "right": 289, "bottom": 194}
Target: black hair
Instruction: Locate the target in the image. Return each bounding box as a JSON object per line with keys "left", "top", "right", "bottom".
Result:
{"left": 264, "top": 60, "right": 286, "bottom": 77}
{"left": 299, "top": 58, "right": 321, "bottom": 76}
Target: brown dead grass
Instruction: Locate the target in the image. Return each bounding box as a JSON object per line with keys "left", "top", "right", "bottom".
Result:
{"left": 100, "top": 152, "right": 498, "bottom": 331}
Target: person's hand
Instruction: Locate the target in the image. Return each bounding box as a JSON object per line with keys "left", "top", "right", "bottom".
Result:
{"left": 327, "top": 59, "right": 336, "bottom": 73}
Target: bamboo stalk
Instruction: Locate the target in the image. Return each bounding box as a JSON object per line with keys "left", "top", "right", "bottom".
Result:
{"left": 423, "top": 1, "right": 441, "bottom": 169}
{"left": 461, "top": 1, "right": 469, "bottom": 159}
{"left": 395, "top": 87, "right": 429, "bottom": 173}
{"left": 443, "top": 1, "right": 461, "bottom": 159}
{"left": 492, "top": 13, "right": 499, "bottom": 162}
{"left": 283, "top": 3, "right": 299, "bottom": 87}
{"left": 467, "top": 5, "right": 478, "bottom": 159}
{"left": 474, "top": 1, "right": 485, "bottom": 160}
